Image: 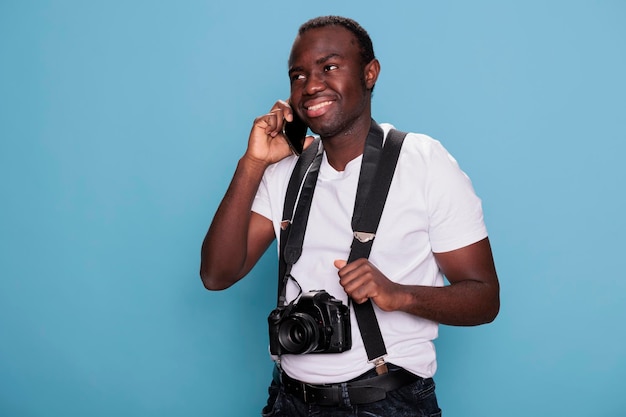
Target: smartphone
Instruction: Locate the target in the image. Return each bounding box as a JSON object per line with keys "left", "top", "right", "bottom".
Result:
{"left": 282, "top": 111, "right": 308, "bottom": 155}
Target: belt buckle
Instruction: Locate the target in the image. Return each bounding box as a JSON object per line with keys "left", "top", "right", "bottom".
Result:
{"left": 302, "top": 382, "right": 341, "bottom": 405}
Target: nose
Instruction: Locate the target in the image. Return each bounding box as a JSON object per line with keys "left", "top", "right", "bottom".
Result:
{"left": 304, "top": 72, "right": 326, "bottom": 95}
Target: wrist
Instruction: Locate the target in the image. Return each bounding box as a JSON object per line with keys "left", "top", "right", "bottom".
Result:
{"left": 239, "top": 153, "right": 271, "bottom": 173}
{"left": 388, "top": 283, "right": 417, "bottom": 313}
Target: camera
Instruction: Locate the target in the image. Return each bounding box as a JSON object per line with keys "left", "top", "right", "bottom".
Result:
{"left": 268, "top": 290, "right": 351, "bottom": 355}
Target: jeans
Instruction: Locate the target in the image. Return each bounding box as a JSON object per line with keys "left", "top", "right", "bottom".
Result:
{"left": 261, "top": 365, "right": 442, "bottom": 417}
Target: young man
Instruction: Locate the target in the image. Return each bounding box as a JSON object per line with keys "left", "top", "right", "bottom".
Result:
{"left": 200, "top": 16, "right": 499, "bottom": 416}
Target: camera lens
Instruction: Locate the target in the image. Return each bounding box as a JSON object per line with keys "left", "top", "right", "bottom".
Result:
{"left": 278, "top": 313, "right": 319, "bottom": 354}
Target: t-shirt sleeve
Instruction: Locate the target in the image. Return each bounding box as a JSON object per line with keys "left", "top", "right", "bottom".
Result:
{"left": 250, "top": 157, "right": 297, "bottom": 223}
{"left": 425, "top": 140, "right": 488, "bottom": 253}
{"left": 251, "top": 173, "right": 272, "bottom": 221}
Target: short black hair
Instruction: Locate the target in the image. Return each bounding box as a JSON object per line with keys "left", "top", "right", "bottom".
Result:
{"left": 298, "top": 16, "right": 376, "bottom": 67}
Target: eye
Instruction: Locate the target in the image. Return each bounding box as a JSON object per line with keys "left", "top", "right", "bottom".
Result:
{"left": 324, "top": 64, "right": 338, "bottom": 72}
{"left": 290, "top": 73, "right": 306, "bottom": 83}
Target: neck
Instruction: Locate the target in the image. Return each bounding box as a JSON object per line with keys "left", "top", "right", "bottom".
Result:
{"left": 321, "top": 116, "right": 372, "bottom": 172}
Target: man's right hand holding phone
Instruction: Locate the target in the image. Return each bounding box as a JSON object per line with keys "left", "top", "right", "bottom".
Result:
{"left": 246, "top": 100, "right": 312, "bottom": 167}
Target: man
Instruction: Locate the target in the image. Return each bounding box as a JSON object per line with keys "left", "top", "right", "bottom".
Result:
{"left": 200, "top": 15, "right": 499, "bottom": 416}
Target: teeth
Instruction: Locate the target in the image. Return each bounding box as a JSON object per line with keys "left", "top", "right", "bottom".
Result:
{"left": 307, "top": 101, "right": 332, "bottom": 111}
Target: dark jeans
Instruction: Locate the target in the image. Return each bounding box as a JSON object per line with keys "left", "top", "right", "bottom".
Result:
{"left": 261, "top": 365, "right": 442, "bottom": 417}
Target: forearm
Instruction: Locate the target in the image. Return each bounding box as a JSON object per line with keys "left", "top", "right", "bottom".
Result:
{"left": 391, "top": 279, "right": 500, "bottom": 326}
{"left": 337, "top": 238, "right": 500, "bottom": 325}
{"left": 200, "top": 156, "right": 269, "bottom": 289}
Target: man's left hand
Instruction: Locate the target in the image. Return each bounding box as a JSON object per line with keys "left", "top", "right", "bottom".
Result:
{"left": 334, "top": 259, "right": 401, "bottom": 312}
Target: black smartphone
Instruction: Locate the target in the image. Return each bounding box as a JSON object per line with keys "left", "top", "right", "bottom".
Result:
{"left": 282, "top": 111, "right": 308, "bottom": 155}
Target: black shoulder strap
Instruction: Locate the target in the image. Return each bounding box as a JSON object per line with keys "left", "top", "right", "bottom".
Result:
{"left": 278, "top": 138, "right": 322, "bottom": 305}
{"left": 349, "top": 127, "right": 407, "bottom": 370}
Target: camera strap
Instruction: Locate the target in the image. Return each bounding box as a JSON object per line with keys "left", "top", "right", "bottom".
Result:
{"left": 349, "top": 123, "right": 406, "bottom": 374}
{"left": 278, "top": 137, "right": 324, "bottom": 306}
{"left": 278, "top": 121, "right": 407, "bottom": 373}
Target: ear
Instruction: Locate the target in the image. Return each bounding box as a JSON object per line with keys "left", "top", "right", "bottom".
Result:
{"left": 364, "top": 58, "right": 380, "bottom": 90}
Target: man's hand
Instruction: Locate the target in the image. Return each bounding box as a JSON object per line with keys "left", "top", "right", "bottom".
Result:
{"left": 334, "top": 259, "right": 402, "bottom": 312}
{"left": 246, "top": 100, "right": 314, "bottom": 166}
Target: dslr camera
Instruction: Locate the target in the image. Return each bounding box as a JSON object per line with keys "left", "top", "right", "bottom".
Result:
{"left": 268, "top": 290, "right": 351, "bottom": 355}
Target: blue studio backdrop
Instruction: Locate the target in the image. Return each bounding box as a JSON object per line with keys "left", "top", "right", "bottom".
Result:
{"left": 1, "top": 1, "right": 625, "bottom": 416}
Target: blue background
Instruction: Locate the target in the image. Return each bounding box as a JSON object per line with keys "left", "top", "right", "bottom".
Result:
{"left": 1, "top": 1, "right": 625, "bottom": 416}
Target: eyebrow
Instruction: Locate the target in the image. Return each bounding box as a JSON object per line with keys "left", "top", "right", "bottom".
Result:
{"left": 289, "top": 53, "right": 342, "bottom": 76}
{"left": 316, "top": 53, "right": 341, "bottom": 65}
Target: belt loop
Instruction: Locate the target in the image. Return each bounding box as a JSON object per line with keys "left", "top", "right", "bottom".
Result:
{"left": 302, "top": 384, "right": 308, "bottom": 403}
{"left": 273, "top": 363, "right": 283, "bottom": 384}
{"left": 340, "top": 382, "right": 351, "bottom": 408}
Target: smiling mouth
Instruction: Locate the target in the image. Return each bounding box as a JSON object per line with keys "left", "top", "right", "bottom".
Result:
{"left": 306, "top": 101, "right": 333, "bottom": 111}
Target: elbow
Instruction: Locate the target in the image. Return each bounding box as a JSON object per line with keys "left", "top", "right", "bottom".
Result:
{"left": 199, "top": 263, "right": 236, "bottom": 291}
{"left": 481, "top": 292, "right": 500, "bottom": 324}
{"left": 200, "top": 272, "right": 234, "bottom": 292}
{"left": 200, "top": 272, "right": 228, "bottom": 291}
{"left": 463, "top": 285, "right": 500, "bottom": 326}
{"left": 200, "top": 265, "right": 230, "bottom": 291}
{"left": 483, "top": 304, "right": 499, "bottom": 324}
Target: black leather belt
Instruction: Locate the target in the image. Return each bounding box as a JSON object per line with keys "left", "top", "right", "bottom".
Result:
{"left": 279, "top": 366, "right": 421, "bottom": 406}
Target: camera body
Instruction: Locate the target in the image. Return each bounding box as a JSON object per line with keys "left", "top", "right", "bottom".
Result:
{"left": 268, "top": 290, "right": 351, "bottom": 355}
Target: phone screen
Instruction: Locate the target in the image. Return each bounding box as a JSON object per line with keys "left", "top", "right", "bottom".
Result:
{"left": 282, "top": 111, "right": 307, "bottom": 155}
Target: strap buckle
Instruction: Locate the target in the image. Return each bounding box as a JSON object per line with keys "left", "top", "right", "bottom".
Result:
{"left": 370, "top": 356, "right": 388, "bottom": 375}
{"left": 353, "top": 231, "right": 376, "bottom": 243}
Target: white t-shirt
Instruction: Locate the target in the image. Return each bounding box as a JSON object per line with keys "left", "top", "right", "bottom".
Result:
{"left": 252, "top": 123, "right": 487, "bottom": 383}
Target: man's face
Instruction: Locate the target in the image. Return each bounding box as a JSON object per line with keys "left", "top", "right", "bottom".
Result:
{"left": 288, "top": 26, "right": 376, "bottom": 138}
